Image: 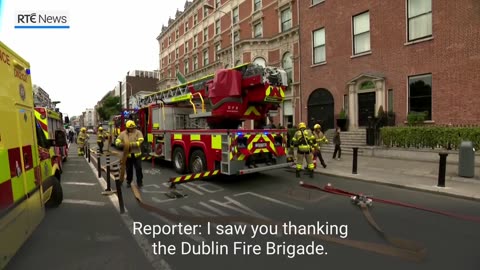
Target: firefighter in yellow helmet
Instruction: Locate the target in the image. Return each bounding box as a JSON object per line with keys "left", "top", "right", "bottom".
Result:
{"left": 291, "top": 122, "right": 317, "bottom": 178}
{"left": 76, "top": 127, "right": 89, "bottom": 156}
{"left": 96, "top": 127, "right": 109, "bottom": 154}
{"left": 115, "top": 120, "right": 144, "bottom": 188}
{"left": 313, "top": 124, "right": 328, "bottom": 168}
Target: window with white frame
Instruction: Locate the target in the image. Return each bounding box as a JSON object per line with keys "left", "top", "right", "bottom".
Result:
{"left": 312, "top": 0, "right": 324, "bottom": 5}
{"left": 408, "top": 74, "right": 432, "bottom": 120}
{"left": 282, "top": 52, "right": 293, "bottom": 84}
{"left": 216, "top": 0, "right": 221, "bottom": 8}
{"left": 203, "top": 50, "right": 209, "bottom": 66}
{"left": 254, "top": 22, "right": 262, "bottom": 38}
{"left": 233, "top": 31, "right": 240, "bottom": 42}
{"left": 184, "top": 59, "right": 189, "bottom": 74}
{"left": 281, "top": 8, "right": 292, "bottom": 32}
{"left": 176, "top": 29, "right": 179, "bottom": 39}
{"left": 313, "top": 28, "right": 326, "bottom": 64}
{"left": 407, "top": 0, "right": 432, "bottom": 41}
{"left": 253, "top": 57, "right": 266, "bottom": 67}
{"left": 353, "top": 11, "right": 370, "bottom": 55}
{"left": 193, "top": 55, "right": 198, "bottom": 70}
{"left": 194, "top": 14, "right": 198, "bottom": 25}
{"left": 175, "top": 64, "right": 179, "bottom": 75}
{"left": 185, "top": 21, "right": 189, "bottom": 32}
{"left": 168, "top": 53, "right": 171, "bottom": 64}
{"left": 184, "top": 41, "right": 189, "bottom": 53}
{"left": 216, "top": 43, "right": 221, "bottom": 61}
{"left": 168, "top": 36, "right": 171, "bottom": 45}
{"left": 215, "top": 20, "right": 221, "bottom": 35}
{"left": 254, "top": 0, "right": 262, "bottom": 11}
{"left": 203, "top": 27, "right": 208, "bottom": 42}
{"left": 204, "top": 6, "right": 209, "bottom": 18}
{"left": 193, "top": 34, "right": 198, "bottom": 48}
{"left": 232, "top": 7, "right": 239, "bottom": 24}
{"left": 175, "top": 48, "right": 179, "bottom": 59}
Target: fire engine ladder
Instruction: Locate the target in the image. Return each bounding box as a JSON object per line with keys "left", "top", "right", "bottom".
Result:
{"left": 220, "top": 134, "right": 231, "bottom": 175}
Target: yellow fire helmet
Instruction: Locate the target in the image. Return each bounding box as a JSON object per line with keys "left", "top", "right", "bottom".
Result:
{"left": 126, "top": 120, "right": 136, "bottom": 129}
{"left": 314, "top": 124, "right": 321, "bottom": 130}
{"left": 98, "top": 127, "right": 103, "bottom": 131}
{"left": 81, "top": 127, "right": 86, "bottom": 132}
{"left": 298, "top": 122, "right": 306, "bottom": 129}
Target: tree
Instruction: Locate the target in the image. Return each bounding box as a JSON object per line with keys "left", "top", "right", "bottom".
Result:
{"left": 97, "top": 96, "right": 121, "bottom": 121}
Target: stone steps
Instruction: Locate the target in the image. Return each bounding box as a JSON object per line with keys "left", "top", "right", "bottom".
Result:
{"left": 321, "top": 129, "right": 367, "bottom": 154}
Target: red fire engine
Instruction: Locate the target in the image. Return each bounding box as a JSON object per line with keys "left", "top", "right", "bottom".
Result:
{"left": 134, "top": 63, "right": 291, "bottom": 178}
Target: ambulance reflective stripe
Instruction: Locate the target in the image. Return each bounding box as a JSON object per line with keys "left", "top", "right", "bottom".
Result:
{"left": 170, "top": 170, "right": 220, "bottom": 184}
{"left": 244, "top": 106, "right": 260, "bottom": 116}
{"left": 0, "top": 146, "right": 38, "bottom": 210}
{"left": 34, "top": 110, "right": 49, "bottom": 139}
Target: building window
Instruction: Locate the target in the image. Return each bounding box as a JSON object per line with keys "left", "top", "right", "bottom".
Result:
{"left": 168, "top": 36, "right": 171, "bottom": 45}
{"left": 203, "top": 27, "right": 208, "bottom": 42}
{"left": 353, "top": 11, "right": 370, "bottom": 55}
{"left": 184, "top": 59, "right": 189, "bottom": 74}
{"left": 175, "top": 65, "right": 179, "bottom": 76}
{"left": 408, "top": 74, "right": 432, "bottom": 120}
{"left": 313, "top": 28, "right": 326, "bottom": 64}
{"left": 388, "top": 89, "right": 394, "bottom": 112}
{"left": 343, "top": 95, "right": 349, "bottom": 114}
{"left": 168, "top": 54, "right": 171, "bottom": 64}
{"left": 175, "top": 48, "right": 179, "bottom": 59}
{"left": 193, "top": 35, "right": 198, "bottom": 48}
{"left": 184, "top": 42, "right": 189, "bottom": 54}
{"left": 254, "top": 22, "right": 262, "bottom": 38}
{"left": 232, "top": 7, "right": 239, "bottom": 24}
{"left": 215, "top": 20, "right": 221, "bottom": 35}
{"left": 203, "top": 50, "right": 209, "bottom": 66}
{"left": 204, "top": 6, "right": 209, "bottom": 18}
{"left": 176, "top": 29, "right": 179, "bottom": 39}
{"left": 194, "top": 14, "right": 198, "bottom": 25}
{"left": 282, "top": 52, "right": 293, "bottom": 85}
{"left": 407, "top": 0, "right": 432, "bottom": 41}
{"left": 312, "top": 0, "right": 324, "bottom": 5}
{"left": 281, "top": 8, "right": 292, "bottom": 32}
{"left": 216, "top": 43, "right": 221, "bottom": 61}
{"left": 193, "top": 55, "right": 198, "bottom": 70}
{"left": 233, "top": 31, "right": 240, "bottom": 42}
{"left": 253, "top": 57, "right": 266, "bottom": 67}
{"left": 216, "top": 0, "right": 221, "bottom": 8}
{"left": 254, "top": 0, "right": 262, "bottom": 11}
{"left": 185, "top": 22, "right": 189, "bottom": 32}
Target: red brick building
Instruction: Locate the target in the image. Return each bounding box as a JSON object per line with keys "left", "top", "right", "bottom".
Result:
{"left": 299, "top": 0, "right": 480, "bottom": 130}
{"left": 157, "top": 0, "right": 300, "bottom": 128}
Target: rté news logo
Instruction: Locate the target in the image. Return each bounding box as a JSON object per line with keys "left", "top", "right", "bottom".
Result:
{"left": 15, "top": 11, "right": 70, "bottom": 29}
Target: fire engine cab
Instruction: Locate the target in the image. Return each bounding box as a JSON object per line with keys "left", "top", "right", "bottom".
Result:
{"left": 0, "top": 41, "right": 64, "bottom": 268}
{"left": 133, "top": 63, "right": 292, "bottom": 177}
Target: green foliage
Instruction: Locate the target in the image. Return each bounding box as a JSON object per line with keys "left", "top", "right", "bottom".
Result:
{"left": 407, "top": 112, "right": 427, "bottom": 126}
{"left": 380, "top": 126, "right": 480, "bottom": 149}
{"left": 338, "top": 108, "right": 347, "bottom": 119}
{"left": 97, "top": 96, "right": 121, "bottom": 121}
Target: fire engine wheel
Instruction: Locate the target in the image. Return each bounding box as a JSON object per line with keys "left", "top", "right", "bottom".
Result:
{"left": 45, "top": 176, "right": 63, "bottom": 208}
{"left": 190, "top": 150, "right": 207, "bottom": 174}
{"left": 173, "top": 147, "right": 187, "bottom": 174}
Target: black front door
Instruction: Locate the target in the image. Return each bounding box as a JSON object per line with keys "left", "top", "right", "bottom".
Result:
{"left": 307, "top": 89, "right": 335, "bottom": 131}
{"left": 358, "top": 92, "right": 376, "bottom": 127}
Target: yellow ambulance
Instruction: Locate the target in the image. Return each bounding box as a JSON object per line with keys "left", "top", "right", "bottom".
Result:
{"left": 0, "top": 41, "right": 64, "bottom": 268}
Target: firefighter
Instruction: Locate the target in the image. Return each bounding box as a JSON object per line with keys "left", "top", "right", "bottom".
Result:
{"left": 291, "top": 122, "right": 317, "bottom": 178}
{"left": 115, "top": 120, "right": 144, "bottom": 188}
{"left": 96, "top": 127, "right": 108, "bottom": 154}
{"left": 313, "top": 124, "right": 328, "bottom": 168}
{"left": 76, "top": 127, "right": 89, "bottom": 156}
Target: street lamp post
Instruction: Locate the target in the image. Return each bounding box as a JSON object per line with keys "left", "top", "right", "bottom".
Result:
{"left": 204, "top": 4, "right": 234, "bottom": 67}
{"left": 120, "top": 81, "right": 134, "bottom": 109}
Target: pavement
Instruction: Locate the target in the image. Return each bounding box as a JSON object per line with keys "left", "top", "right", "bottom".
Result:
{"left": 313, "top": 152, "right": 480, "bottom": 201}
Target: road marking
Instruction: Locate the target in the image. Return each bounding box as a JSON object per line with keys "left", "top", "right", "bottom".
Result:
{"left": 63, "top": 182, "right": 96, "bottom": 186}
{"left": 149, "top": 209, "right": 205, "bottom": 243}
{"left": 234, "top": 192, "right": 304, "bottom": 210}
{"left": 87, "top": 161, "right": 172, "bottom": 270}
{"left": 210, "top": 196, "right": 269, "bottom": 220}
{"left": 63, "top": 199, "right": 106, "bottom": 206}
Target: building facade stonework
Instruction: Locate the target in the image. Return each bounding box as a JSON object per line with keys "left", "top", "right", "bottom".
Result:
{"left": 157, "top": 0, "right": 300, "bottom": 128}
{"left": 299, "top": 0, "right": 480, "bottom": 130}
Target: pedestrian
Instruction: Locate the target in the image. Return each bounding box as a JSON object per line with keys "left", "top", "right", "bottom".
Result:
{"left": 115, "top": 120, "right": 144, "bottom": 188}
{"left": 68, "top": 129, "right": 74, "bottom": 144}
{"left": 291, "top": 122, "right": 317, "bottom": 178}
{"left": 332, "top": 127, "right": 341, "bottom": 160}
{"left": 76, "top": 127, "right": 89, "bottom": 156}
{"left": 312, "top": 124, "right": 328, "bottom": 168}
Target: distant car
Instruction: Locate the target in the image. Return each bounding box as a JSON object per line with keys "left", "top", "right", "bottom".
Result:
{"left": 87, "top": 129, "right": 94, "bottom": 134}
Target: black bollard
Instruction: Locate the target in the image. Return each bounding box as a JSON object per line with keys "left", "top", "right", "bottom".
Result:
{"left": 88, "top": 147, "right": 91, "bottom": 163}
{"left": 352, "top": 147, "right": 359, "bottom": 174}
{"left": 438, "top": 152, "right": 448, "bottom": 187}
{"left": 105, "top": 153, "right": 111, "bottom": 191}
{"left": 97, "top": 151, "right": 101, "bottom": 178}
{"left": 113, "top": 163, "right": 125, "bottom": 213}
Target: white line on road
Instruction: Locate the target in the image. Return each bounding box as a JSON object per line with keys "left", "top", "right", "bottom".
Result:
{"left": 63, "top": 182, "right": 96, "bottom": 186}
{"left": 234, "top": 192, "right": 304, "bottom": 210}
{"left": 87, "top": 161, "right": 172, "bottom": 270}
{"left": 63, "top": 199, "right": 106, "bottom": 206}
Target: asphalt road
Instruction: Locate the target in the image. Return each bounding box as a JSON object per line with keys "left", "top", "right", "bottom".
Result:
{"left": 7, "top": 136, "right": 480, "bottom": 270}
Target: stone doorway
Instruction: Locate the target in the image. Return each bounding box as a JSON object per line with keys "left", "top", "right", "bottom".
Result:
{"left": 358, "top": 92, "right": 376, "bottom": 127}
{"left": 307, "top": 88, "right": 334, "bottom": 131}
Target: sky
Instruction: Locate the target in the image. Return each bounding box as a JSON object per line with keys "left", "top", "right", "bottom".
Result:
{"left": 0, "top": 0, "right": 185, "bottom": 117}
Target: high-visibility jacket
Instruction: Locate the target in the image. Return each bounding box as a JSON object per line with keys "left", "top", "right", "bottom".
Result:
{"left": 313, "top": 131, "right": 328, "bottom": 148}
{"left": 291, "top": 129, "right": 317, "bottom": 153}
{"left": 115, "top": 129, "right": 144, "bottom": 157}
{"left": 97, "top": 131, "right": 109, "bottom": 143}
{"left": 76, "top": 132, "right": 89, "bottom": 146}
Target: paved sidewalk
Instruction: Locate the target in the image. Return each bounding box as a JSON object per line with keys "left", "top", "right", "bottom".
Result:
{"left": 313, "top": 153, "right": 480, "bottom": 201}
